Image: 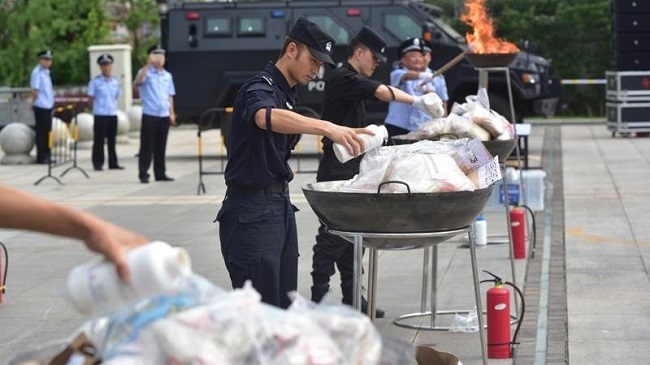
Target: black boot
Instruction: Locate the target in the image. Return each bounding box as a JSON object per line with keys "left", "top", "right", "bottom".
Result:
{"left": 311, "top": 284, "right": 330, "bottom": 303}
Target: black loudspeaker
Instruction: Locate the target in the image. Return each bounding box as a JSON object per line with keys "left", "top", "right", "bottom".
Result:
{"left": 612, "top": 0, "right": 650, "bottom": 13}
{"left": 612, "top": 1, "right": 650, "bottom": 70}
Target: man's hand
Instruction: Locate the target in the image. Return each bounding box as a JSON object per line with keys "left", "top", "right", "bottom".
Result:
{"left": 411, "top": 93, "right": 445, "bottom": 119}
{"left": 84, "top": 220, "right": 148, "bottom": 283}
{"left": 418, "top": 71, "right": 433, "bottom": 82}
{"left": 327, "top": 125, "right": 373, "bottom": 159}
{"left": 170, "top": 114, "right": 177, "bottom": 126}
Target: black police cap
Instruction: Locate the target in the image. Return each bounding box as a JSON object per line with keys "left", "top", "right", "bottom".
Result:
{"left": 288, "top": 17, "right": 336, "bottom": 67}
{"left": 422, "top": 40, "right": 433, "bottom": 54}
{"left": 37, "top": 49, "right": 53, "bottom": 60}
{"left": 97, "top": 54, "right": 114, "bottom": 65}
{"left": 147, "top": 44, "right": 166, "bottom": 55}
{"left": 354, "top": 26, "right": 387, "bottom": 63}
{"left": 397, "top": 37, "right": 424, "bottom": 58}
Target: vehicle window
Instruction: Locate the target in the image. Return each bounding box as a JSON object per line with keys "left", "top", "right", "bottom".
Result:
{"left": 306, "top": 15, "right": 349, "bottom": 44}
{"left": 205, "top": 17, "right": 231, "bottom": 37}
{"left": 383, "top": 13, "right": 420, "bottom": 41}
{"left": 239, "top": 16, "right": 264, "bottom": 36}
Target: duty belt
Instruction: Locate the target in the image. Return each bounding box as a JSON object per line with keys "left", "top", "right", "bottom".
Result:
{"left": 226, "top": 180, "right": 289, "bottom": 196}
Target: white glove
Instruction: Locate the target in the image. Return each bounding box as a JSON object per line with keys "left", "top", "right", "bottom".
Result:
{"left": 418, "top": 72, "right": 434, "bottom": 81}
{"left": 411, "top": 93, "right": 445, "bottom": 118}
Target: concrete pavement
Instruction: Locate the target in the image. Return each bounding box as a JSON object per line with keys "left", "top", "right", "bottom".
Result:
{"left": 0, "top": 120, "right": 648, "bottom": 364}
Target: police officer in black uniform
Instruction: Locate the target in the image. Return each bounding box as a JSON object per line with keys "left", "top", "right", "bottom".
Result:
{"left": 216, "top": 17, "right": 371, "bottom": 309}
{"left": 311, "top": 26, "right": 437, "bottom": 317}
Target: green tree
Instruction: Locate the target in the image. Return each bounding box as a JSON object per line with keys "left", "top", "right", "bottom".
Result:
{"left": 428, "top": 0, "right": 611, "bottom": 116}
{"left": 0, "top": 0, "right": 110, "bottom": 87}
{"left": 116, "top": 0, "right": 160, "bottom": 70}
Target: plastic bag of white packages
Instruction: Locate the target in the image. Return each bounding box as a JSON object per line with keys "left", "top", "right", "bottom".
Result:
{"left": 288, "top": 292, "right": 382, "bottom": 365}
{"left": 138, "top": 282, "right": 344, "bottom": 365}
{"left": 80, "top": 274, "right": 227, "bottom": 362}
{"left": 384, "top": 152, "right": 475, "bottom": 193}
{"left": 339, "top": 139, "right": 492, "bottom": 193}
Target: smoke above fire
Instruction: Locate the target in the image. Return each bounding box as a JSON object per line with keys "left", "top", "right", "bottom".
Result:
{"left": 460, "top": 0, "right": 519, "bottom": 54}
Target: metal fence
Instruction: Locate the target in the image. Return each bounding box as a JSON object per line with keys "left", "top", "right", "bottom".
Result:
{"left": 34, "top": 105, "right": 89, "bottom": 185}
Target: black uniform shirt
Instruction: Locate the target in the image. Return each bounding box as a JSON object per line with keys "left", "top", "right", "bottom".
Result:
{"left": 224, "top": 62, "right": 299, "bottom": 189}
{"left": 317, "top": 61, "right": 382, "bottom": 182}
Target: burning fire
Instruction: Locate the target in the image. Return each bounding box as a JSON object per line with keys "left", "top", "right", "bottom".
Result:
{"left": 460, "top": 0, "right": 519, "bottom": 54}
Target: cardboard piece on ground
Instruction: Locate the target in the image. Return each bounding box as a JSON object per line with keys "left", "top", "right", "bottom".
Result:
{"left": 49, "top": 332, "right": 99, "bottom": 365}
{"left": 416, "top": 345, "right": 461, "bottom": 365}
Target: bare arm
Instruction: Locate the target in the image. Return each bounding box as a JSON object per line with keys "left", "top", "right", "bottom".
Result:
{"left": 399, "top": 70, "right": 422, "bottom": 83}
{"left": 0, "top": 185, "right": 148, "bottom": 282}
{"left": 133, "top": 66, "right": 147, "bottom": 90}
{"left": 374, "top": 84, "right": 416, "bottom": 104}
{"left": 169, "top": 96, "right": 176, "bottom": 125}
{"left": 253, "top": 108, "right": 371, "bottom": 158}
{"left": 87, "top": 95, "right": 94, "bottom": 110}
{"left": 30, "top": 89, "right": 38, "bottom": 109}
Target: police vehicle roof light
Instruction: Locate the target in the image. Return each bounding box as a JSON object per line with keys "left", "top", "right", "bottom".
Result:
{"left": 271, "top": 10, "right": 285, "bottom": 18}
{"left": 346, "top": 8, "right": 361, "bottom": 17}
{"left": 185, "top": 11, "right": 200, "bottom": 20}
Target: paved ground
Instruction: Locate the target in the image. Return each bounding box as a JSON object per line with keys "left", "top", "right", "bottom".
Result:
{"left": 0, "top": 119, "right": 649, "bottom": 364}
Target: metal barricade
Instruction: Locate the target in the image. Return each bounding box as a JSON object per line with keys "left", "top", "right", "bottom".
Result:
{"left": 196, "top": 107, "right": 231, "bottom": 195}
{"left": 34, "top": 105, "right": 89, "bottom": 185}
{"left": 195, "top": 107, "right": 324, "bottom": 195}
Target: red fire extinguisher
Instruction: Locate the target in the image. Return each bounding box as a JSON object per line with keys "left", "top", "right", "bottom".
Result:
{"left": 0, "top": 241, "right": 7, "bottom": 303}
{"left": 486, "top": 274, "right": 511, "bottom": 358}
{"left": 482, "top": 270, "right": 525, "bottom": 359}
{"left": 510, "top": 205, "right": 526, "bottom": 259}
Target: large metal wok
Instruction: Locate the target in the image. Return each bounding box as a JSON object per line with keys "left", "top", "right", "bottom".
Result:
{"left": 465, "top": 52, "right": 518, "bottom": 68}
{"left": 302, "top": 181, "right": 493, "bottom": 250}
{"left": 391, "top": 135, "right": 516, "bottom": 163}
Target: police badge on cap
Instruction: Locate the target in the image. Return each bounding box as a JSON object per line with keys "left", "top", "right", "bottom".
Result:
{"left": 288, "top": 17, "right": 336, "bottom": 67}
{"left": 97, "top": 54, "right": 114, "bottom": 65}
{"left": 37, "top": 49, "right": 53, "bottom": 60}
{"left": 147, "top": 44, "right": 166, "bottom": 55}
{"left": 397, "top": 38, "right": 423, "bottom": 58}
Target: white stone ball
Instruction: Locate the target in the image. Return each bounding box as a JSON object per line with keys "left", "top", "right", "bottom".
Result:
{"left": 51, "top": 117, "right": 70, "bottom": 146}
{"left": 116, "top": 110, "right": 130, "bottom": 144}
{"left": 0, "top": 122, "right": 35, "bottom": 155}
{"left": 75, "top": 112, "right": 94, "bottom": 142}
{"left": 126, "top": 105, "right": 143, "bottom": 132}
{"left": 117, "top": 110, "right": 130, "bottom": 135}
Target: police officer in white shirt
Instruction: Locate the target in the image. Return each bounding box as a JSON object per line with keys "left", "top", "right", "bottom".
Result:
{"left": 88, "top": 54, "right": 123, "bottom": 171}
{"left": 30, "top": 49, "right": 55, "bottom": 164}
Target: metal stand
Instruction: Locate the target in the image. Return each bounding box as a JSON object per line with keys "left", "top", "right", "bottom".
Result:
{"left": 477, "top": 67, "right": 529, "bottom": 316}
{"left": 328, "top": 227, "right": 488, "bottom": 365}
{"left": 394, "top": 244, "right": 478, "bottom": 331}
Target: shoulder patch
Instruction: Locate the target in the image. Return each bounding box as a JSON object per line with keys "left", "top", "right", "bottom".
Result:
{"left": 261, "top": 75, "right": 273, "bottom": 86}
{"left": 247, "top": 83, "right": 274, "bottom": 93}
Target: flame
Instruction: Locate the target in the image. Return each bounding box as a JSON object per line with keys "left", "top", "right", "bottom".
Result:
{"left": 460, "top": 0, "right": 519, "bottom": 54}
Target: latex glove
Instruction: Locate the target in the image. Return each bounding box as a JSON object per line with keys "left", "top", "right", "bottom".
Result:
{"left": 416, "top": 72, "right": 433, "bottom": 92}
{"left": 418, "top": 71, "right": 434, "bottom": 81}
{"left": 413, "top": 81, "right": 426, "bottom": 93}
{"left": 411, "top": 93, "right": 445, "bottom": 118}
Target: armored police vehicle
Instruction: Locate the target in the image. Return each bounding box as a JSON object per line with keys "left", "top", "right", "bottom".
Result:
{"left": 159, "top": 0, "right": 561, "bottom": 127}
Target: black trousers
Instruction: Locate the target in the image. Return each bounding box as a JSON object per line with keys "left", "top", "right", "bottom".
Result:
{"left": 217, "top": 190, "right": 298, "bottom": 309}
{"left": 33, "top": 107, "right": 53, "bottom": 163}
{"left": 311, "top": 223, "right": 358, "bottom": 304}
{"left": 138, "top": 114, "right": 170, "bottom": 180}
{"left": 311, "top": 146, "right": 361, "bottom": 303}
{"left": 92, "top": 115, "right": 118, "bottom": 169}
